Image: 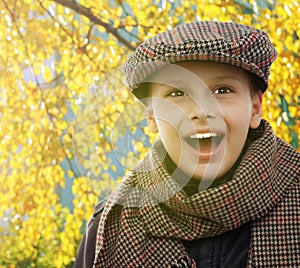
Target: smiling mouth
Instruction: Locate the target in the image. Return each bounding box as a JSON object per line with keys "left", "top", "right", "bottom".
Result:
{"left": 184, "top": 133, "right": 224, "bottom": 154}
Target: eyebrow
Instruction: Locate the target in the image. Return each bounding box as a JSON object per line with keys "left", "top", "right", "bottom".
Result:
{"left": 155, "top": 80, "right": 184, "bottom": 87}
{"left": 214, "top": 74, "right": 242, "bottom": 81}
{"left": 207, "top": 75, "right": 244, "bottom": 87}
{"left": 153, "top": 74, "right": 243, "bottom": 90}
{"left": 150, "top": 81, "right": 185, "bottom": 92}
{"left": 159, "top": 74, "right": 241, "bottom": 83}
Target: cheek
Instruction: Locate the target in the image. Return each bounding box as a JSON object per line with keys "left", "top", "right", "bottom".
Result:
{"left": 223, "top": 105, "right": 252, "bottom": 154}
{"left": 152, "top": 101, "right": 187, "bottom": 129}
{"left": 221, "top": 102, "right": 252, "bottom": 128}
{"left": 156, "top": 120, "right": 182, "bottom": 164}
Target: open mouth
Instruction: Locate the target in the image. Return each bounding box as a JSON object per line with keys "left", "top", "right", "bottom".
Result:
{"left": 184, "top": 132, "right": 224, "bottom": 154}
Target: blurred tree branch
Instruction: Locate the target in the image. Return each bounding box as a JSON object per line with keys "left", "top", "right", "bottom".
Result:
{"left": 52, "top": 0, "right": 137, "bottom": 51}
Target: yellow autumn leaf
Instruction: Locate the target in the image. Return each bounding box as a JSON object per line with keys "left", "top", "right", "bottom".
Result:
{"left": 0, "top": 0, "right": 299, "bottom": 267}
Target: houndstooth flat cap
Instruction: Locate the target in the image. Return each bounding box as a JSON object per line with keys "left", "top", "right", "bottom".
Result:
{"left": 121, "top": 20, "right": 277, "bottom": 97}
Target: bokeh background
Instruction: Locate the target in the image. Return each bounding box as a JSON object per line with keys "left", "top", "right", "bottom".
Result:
{"left": 0, "top": 0, "right": 299, "bottom": 267}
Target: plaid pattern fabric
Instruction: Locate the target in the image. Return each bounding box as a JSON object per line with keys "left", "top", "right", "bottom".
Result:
{"left": 121, "top": 21, "right": 277, "bottom": 96}
{"left": 93, "top": 120, "right": 300, "bottom": 267}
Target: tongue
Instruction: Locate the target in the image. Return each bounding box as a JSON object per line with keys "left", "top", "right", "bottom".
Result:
{"left": 198, "top": 138, "right": 212, "bottom": 153}
{"left": 187, "top": 137, "right": 213, "bottom": 153}
{"left": 186, "top": 136, "right": 222, "bottom": 153}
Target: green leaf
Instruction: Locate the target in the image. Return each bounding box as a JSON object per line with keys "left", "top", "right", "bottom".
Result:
{"left": 290, "top": 129, "right": 299, "bottom": 149}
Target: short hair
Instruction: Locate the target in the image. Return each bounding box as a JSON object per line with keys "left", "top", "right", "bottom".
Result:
{"left": 245, "top": 71, "right": 266, "bottom": 96}
{"left": 132, "top": 82, "right": 151, "bottom": 106}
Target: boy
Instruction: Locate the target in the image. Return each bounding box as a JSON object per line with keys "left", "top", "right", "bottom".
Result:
{"left": 75, "top": 21, "right": 299, "bottom": 267}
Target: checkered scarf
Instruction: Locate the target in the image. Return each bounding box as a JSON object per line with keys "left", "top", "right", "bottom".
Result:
{"left": 93, "top": 120, "right": 300, "bottom": 267}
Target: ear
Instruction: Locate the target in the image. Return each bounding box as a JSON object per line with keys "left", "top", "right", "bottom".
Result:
{"left": 147, "top": 108, "right": 159, "bottom": 133}
{"left": 249, "top": 92, "right": 262, "bottom": 129}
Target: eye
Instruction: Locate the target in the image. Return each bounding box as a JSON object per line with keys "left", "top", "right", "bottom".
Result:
{"left": 167, "top": 89, "right": 188, "bottom": 97}
{"left": 213, "top": 87, "right": 233, "bottom": 95}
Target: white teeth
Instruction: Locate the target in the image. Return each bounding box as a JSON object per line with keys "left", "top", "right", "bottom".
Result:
{"left": 189, "top": 133, "right": 218, "bottom": 139}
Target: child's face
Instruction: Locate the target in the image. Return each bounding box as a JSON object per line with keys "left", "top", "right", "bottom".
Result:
{"left": 147, "top": 61, "right": 262, "bottom": 183}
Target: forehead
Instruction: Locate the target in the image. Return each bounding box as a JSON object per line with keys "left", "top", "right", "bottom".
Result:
{"left": 147, "top": 61, "right": 248, "bottom": 94}
{"left": 147, "top": 61, "right": 246, "bottom": 82}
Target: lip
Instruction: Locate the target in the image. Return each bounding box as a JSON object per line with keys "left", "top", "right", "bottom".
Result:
{"left": 183, "top": 129, "right": 225, "bottom": 160}
{"left": 184, "top": 127, "right": 225, "bottom": 137}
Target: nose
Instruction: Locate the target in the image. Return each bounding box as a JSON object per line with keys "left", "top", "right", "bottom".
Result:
{"left": 187, "top": 97, "right": 217, "bottom": 122}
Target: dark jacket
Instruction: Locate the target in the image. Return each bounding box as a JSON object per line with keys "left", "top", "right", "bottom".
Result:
{"left": 74, "top": 200, "right": 251, "bottom": 268}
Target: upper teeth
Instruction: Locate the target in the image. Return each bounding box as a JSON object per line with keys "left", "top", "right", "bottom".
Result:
{"left": 190, "top": 133, "right": 218, "bottom": 139}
